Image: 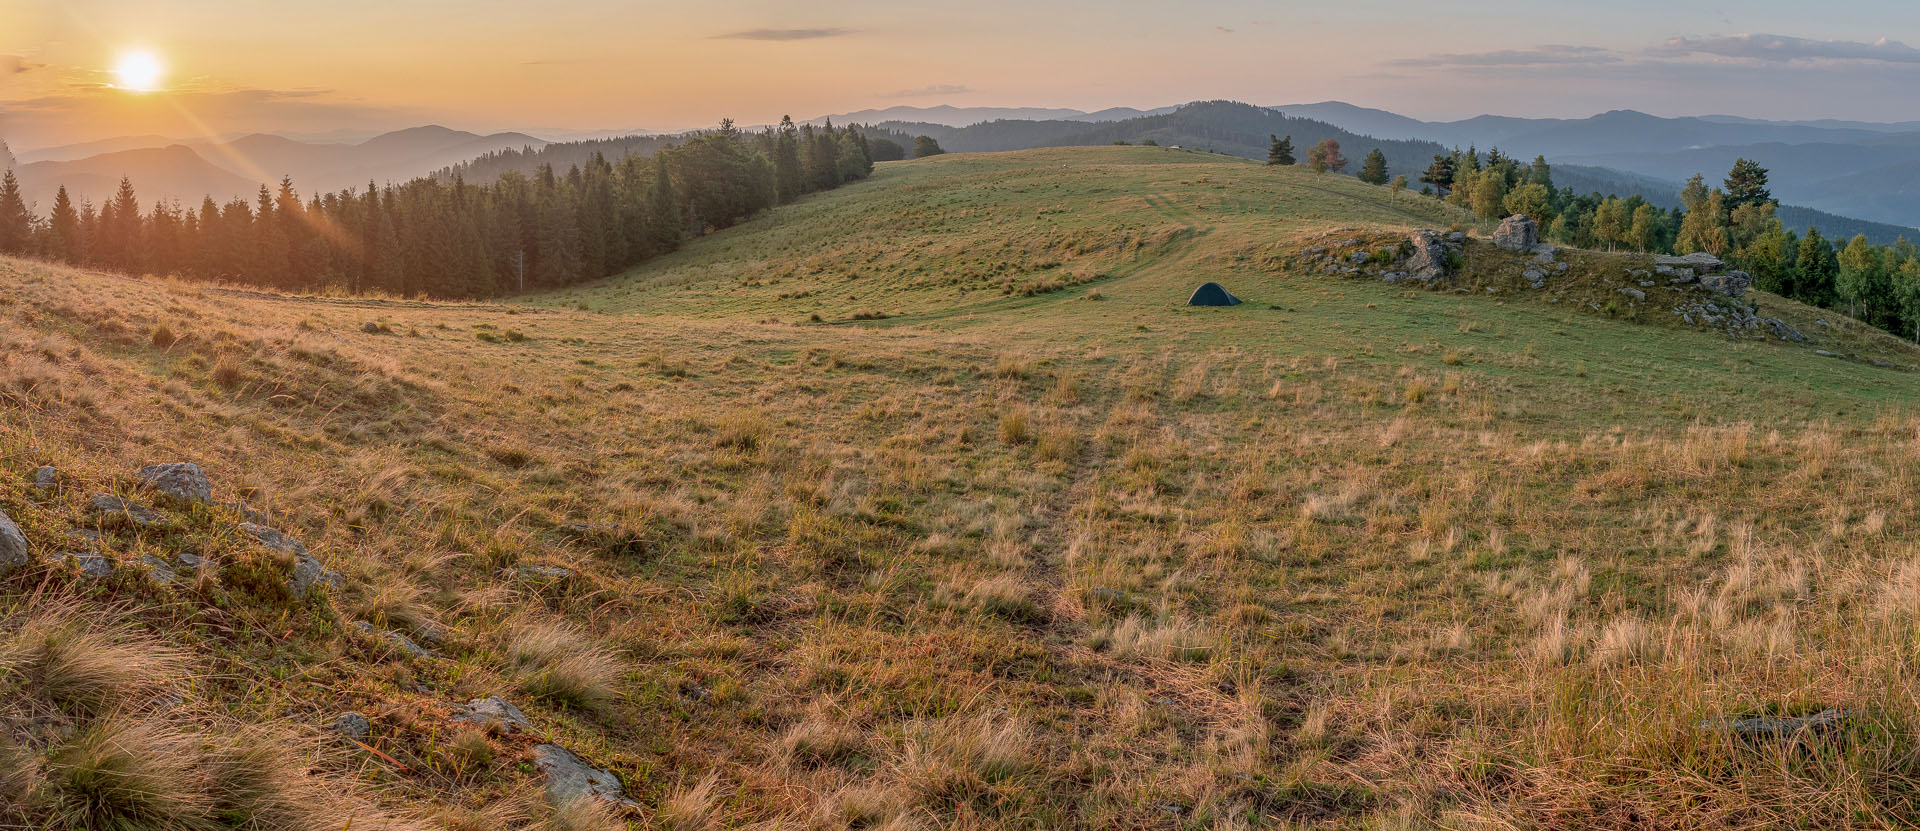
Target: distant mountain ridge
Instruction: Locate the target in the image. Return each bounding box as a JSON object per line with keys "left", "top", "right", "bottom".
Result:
{"left": 811, "top": 104, "right": 1180, "bottom": 128}
{"left": 10, "top": 126, "right": 548, "bottom": 211}
{"left": 1273, "top": 101, "right": 1920, "bottom": 230}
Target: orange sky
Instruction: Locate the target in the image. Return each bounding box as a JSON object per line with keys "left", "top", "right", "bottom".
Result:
{"left": 9, "top": 1, "right": 1920, "bottom": 151}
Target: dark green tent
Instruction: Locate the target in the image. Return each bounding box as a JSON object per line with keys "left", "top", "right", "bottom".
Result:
{"left": 1187, "top": 282, "right": 1242, "bottom": 306}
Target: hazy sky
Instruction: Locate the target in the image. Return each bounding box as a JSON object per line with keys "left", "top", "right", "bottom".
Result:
{"left": 9, "top": 0, "right": 1920, "bottom": 149}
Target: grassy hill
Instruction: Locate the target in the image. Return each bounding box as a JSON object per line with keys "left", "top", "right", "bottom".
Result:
{"left": 4, "top": 146, "right": 1920, "bottom": 830}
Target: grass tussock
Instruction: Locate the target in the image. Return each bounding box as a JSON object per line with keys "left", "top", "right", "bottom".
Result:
{"left": 504, "top": 617, "right": 626, "bottom": 712}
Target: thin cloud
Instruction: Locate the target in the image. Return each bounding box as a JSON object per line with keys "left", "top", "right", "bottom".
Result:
{"left": 712, "top": 27, "right": 855, "bottom": 41}
{"left": 1656, "top": 33, "right": 1920, "bottom": 63}
{"left": 0, "top": 55, "right": 43, "bottom": 75}
{"left": 1215, "top": 26, "right": 1235, "bottom": 34}
{"left": 886, "top": 84, "right": 971, "bottom": 98}
{"left": 1389, "top": 44, "right": 1620, "bottom": 68}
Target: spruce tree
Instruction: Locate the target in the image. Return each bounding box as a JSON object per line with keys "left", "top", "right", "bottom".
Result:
{"left": 48, "top": 187, "right": 79, "bottom": 263}
{"left": 1795, "top": 227, "right": 1839, "bottom": 307}
{"left": 1267, "top": 135, "right": 1294, "bottom": 166}
{"left": 1357, "top": 149, "right": 1389, "bottom": 185}
{"left": 0, "top": 169, "right": 30, "bottom": 255}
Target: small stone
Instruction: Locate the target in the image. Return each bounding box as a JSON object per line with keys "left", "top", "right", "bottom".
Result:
{"left": 453, "top": 696, "right": 534, "bottom": 733}
{"left": 57, "top": 551, "right": 115, "bottom": 578}
{"left": 533, "top": 744, "right": 640, "bottom": 810}
{"left": 31, "top": 466, "right": 58, "bottom": 493}
{"left": 241, "top": 522, "right": 308, "bottom": 555}
{"left": 353, "top": 621, "right": 430, "bottom": 659}
{"left": 290, "top": 555, "right": 343, "bottom": 598}
{"left": 1639, "top": 280, "right": 1656, "bottom": 288}
{"left": 1701, "top": 707, "right": 1856, "bottom": 748}
{"left": 362, "top": 322, "right": 384, "bottom": 334}
{"left": 177, "top": 551, "right": 208, "bottom": 570}
{"left": 1619, "top": 287, "right": 1646, "bottom": 301}
{"left": 1522, "top": 268, "right": 1546, "bottom": 288}
{"left": 328, "top": 712, "right": 372, "bottom": 742}
{"left": 502, "top": 564, "right": 573, "bottom": 581}
{"left": 1090, "top": 586, "right": 1126, "bottom": 605}
{"left": 137, "top": 463, "right": 212, "bottom": 504}
{"left": 91, "top": 495, "right": 169, "bottom": 528}
{"left": 137, "top": 555, "right": 179, "bottom": 586}
{"left": 0, "top": 509, "right": 30, "bottom": 578}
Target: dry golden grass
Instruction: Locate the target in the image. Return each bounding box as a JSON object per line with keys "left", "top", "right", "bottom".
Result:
{"left": 5, "top": 148, "right": 1920, "bottom": 828}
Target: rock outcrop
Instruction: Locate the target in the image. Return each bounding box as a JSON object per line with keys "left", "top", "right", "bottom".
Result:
{"left": 1654, "top": 253, "right": 1749, "bottom": 298}
{"left": 1388, "top": 230, "right": 1459, "bottom": 285}
{"left": 1492, "top": 215, "right": 1539, "bottom": 252}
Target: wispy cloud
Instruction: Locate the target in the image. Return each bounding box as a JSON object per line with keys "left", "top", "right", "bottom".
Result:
{"left": 712, "top": 27, "right": 855, "bottom": 41}
{"left": 1389, "top": 44, "right": 1620, "bottom": 68}
{"left": 0, "top": 55, "right": 43, "bottom": 76}
{"left": 1215, "top": 26, "right": 1235, "bottom": 34}
{"left": 886, "top": 84, "right": 970, "bottom": 98}
{"left": 1655, "top": 34, "right": 1920, "bottom": 63}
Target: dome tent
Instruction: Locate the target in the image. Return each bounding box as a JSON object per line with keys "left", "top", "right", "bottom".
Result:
{"left": 1187, "top": 282, "right": 1242, "bottom": 306}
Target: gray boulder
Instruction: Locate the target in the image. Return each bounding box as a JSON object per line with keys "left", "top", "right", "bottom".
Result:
{"left": 0, "top": 509, "right": 29, "bottom": 578}
{"left": 1492, "top": 215, "right": 1538, "bottom": 252}
{"left": 1655, "top": 252, "right": 1727, "bottom": 276}
{"left": 533, "top": 744, "right": 640, "bottom": 810}
{"left": 1522, "top": 268, "right": 1547, "bottom": 288}
{"left": 138, "top": 463, "right": 212, "bottom": 504}
{"left": 31, "top": 466, "right": 58, "bottom": 494}
{"left": 453, "top": 696, "right": 534, "bottom": 733}
{"left": 1619, "top": 287, "right": 1646, "bottom": 301}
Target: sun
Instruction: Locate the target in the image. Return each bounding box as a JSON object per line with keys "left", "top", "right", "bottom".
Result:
{"left": 113, "top": 50, "right": 165, "bottom": 92}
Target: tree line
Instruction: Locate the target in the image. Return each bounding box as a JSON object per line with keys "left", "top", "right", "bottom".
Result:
{"left": 1267, "top": 136, "right": 1920, "bottom": 342}
{"left": 0, "top": 118, "right": 879, "bottom": 298}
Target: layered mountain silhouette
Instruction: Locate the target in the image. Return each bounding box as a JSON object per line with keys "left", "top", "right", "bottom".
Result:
{"left": 10, "top": 126, "right": 546, "bottom": 211}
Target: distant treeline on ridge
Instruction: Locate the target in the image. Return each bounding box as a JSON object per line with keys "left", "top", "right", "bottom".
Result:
{"left": 0, "top": 118, "right": 879, "bottom": 298}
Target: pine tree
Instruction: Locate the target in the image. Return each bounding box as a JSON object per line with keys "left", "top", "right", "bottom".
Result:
{"left": 1795, "top": 227, "right": 1839, "bottom": 307}
{"left": 0, "top": 169, "right": 30, "bottom": 255}
{"left": 47, "top": 187, "right": 79, "bottom": 263}
{"left": 646, "top": 153, "right": 680, "bottom": 254}
{"left": 1267, "top": 135, "right": 1294, "bottom": 166}
{"left": 1419, "top": 154, "right": 1455, "bottom": 196}
{"left": 774, "top": 116, "right": 804, "bottom": 202}
{"left": 1357, "top": 149, "right": 1389, "bottom": 185}
{"left": 1723, "top": 158, "right": 1772, "bottom": 210}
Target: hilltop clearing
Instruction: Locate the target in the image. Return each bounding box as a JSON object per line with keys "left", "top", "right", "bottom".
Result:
{"left": 3, "top": 147, "right": 1920, "bottom": 829}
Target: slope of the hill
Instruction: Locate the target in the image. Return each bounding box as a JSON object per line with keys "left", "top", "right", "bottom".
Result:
{"left": 4, "top": 146, "right": 1920, "bottom": 830}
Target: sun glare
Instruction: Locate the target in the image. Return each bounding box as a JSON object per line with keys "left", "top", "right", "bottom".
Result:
{"left": 113, "top": 50, "right": 165, "bottom": 92}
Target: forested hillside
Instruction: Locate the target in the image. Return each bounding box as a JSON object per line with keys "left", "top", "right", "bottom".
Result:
{"left": 0, "top": 121, "right": 876, "bottom": 297}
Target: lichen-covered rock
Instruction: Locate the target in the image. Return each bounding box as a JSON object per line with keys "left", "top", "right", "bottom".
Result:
{"left": 533, "top": 744, "right": 640, "bottom": 810}
{"left": 1492, "top": 215, "right": 1538, "bottom": 252}
{"left": 137, "top": 463, "right": 212, "bottom": 504}
{"left": 0, "top": 509, "right": 29, "bottom": 578}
